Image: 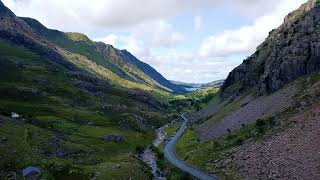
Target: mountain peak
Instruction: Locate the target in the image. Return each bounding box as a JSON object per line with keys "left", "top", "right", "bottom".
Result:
{"left": 284, "top": 0, "right": 320, "bottom": 25}
{"left": 306, "top": 0, "right": 320, "bottom": 11}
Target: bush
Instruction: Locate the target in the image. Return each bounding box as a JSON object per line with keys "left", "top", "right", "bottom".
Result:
{"left": 255, "top": 119, "right": 266, "bottom": 127}
{"left": 135, "top": 145, "right": 146, "bottom": 153}
{"left": 234, "top": 137, "right": 244, "bottom": 145}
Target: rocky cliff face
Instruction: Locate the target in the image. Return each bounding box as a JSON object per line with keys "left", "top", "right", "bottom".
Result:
{"left": 221, "top": 0, "right": 320, "bottom": 100}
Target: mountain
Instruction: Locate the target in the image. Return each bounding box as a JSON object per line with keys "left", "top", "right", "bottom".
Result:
{"left": 175, "top": 1, "right": 320, "bottom": 179}
{"left": 94, "top": 43, "right": 186, "bottom": 92}
{"left": 170, "top": 80, "right": 225, "bottom": 91}
{"left": 221, "top": 0, "right": 320, "bottom": 100}
{"left": 0, "top": 1, "right": 183, "bottom": 179}
{"left": 19, "top": 17, "right": 186, "bottom": 93}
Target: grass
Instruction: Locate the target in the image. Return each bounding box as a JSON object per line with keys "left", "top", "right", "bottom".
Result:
{"left": 175, "top": 116, "right": 278, "bottom": 178}
{"left": 22, "top": 18, "right": 176, "bottom": 94}
{"left": 174, "top": 73, "right": 320, "bottom": 178}
{"left": 0, "top": 38, "right": 172, "bottom": 179}
{"left": 164, "top": 122, "right": 181, "bottom": 137}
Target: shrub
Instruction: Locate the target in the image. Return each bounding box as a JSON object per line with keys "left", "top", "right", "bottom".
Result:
{"left": 234, "top": 137, "right": 244, "bottom": 145}
{"left": 255, "top": 119, "right": 266, "bottom": 127}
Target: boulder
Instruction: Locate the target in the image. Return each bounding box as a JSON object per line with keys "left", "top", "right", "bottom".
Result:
{"left": 103, "top": 134, "right": 125, "bottom": 143}
{"left": 22, "top": 166, "right": 41, "bottom": 180}
{"left": 11, "top": 112, "right": 19, "bottom": 118}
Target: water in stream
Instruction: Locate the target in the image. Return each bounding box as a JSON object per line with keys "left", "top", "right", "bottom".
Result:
{"left": 139, "top": 125, "right": 168, "bottom": 179}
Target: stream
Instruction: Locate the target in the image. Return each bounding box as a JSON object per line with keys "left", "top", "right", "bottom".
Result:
{"left": 139, "top": 125, "right": 168, "bottom": 179}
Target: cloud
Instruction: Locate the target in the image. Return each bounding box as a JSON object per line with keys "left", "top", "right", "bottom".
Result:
{"left": 193, "top": 16, "right": 204, "bottom": 31}
{"left": 2, "top": 0, "right": 308, "bottom": 83}
{"left": 144, "top": 50, "right": 238, "bottom": 83}
{"left": 96, "top": 34, "right": 119, "bottom": 45}
{"left": 149, "top": 20, "right": 185, "bottom": 47}
{"left": 199, "top": 0, "right": 306, "bottom": 58}
{"left": 3, "top": 0, "right": 299, "bottom": 30}
{"left": 97, "top": 20, "right": 185, "bottom": 50}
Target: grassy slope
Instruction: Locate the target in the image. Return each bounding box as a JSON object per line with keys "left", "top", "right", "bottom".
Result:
{"left": 174, "top": 74, "right": 320, "bottom": 179}
{"left": 22, "top": 17, "right": 172, "bottom": 93}
{"left": 0, "top": 39, "right": 169, "bottom": 179}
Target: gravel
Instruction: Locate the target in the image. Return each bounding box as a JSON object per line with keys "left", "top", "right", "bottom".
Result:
{"left": 199, "top": 85, "right": 297, "bottom": 140}
{"left": 231, "top": 105, "right": 320, "bottom": 180}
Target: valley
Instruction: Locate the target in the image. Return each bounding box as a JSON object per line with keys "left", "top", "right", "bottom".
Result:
{"left": 1, "top": 0, "right": 320, "bottom": 180}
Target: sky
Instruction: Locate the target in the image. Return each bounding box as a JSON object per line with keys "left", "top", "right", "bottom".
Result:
{"left": 3, "top": 0, "right": 307, "bottom": 83}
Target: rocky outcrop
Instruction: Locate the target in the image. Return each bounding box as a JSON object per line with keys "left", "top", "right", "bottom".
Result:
{"left": 22, "top": 166, "right": 41, "bottom": 180}
{"left": 103, "top": 134, "right": 125, "bottom": 143}
{"left": 221, "top": 0, "right": 320, "bottom": 100}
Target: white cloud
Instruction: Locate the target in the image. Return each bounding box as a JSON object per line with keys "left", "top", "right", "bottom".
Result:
{"left": 149, "top": 20, "right": 185, "bottom": 47}
{"left": 193, "top": 16, "right": 203, "bottom": 31}
{"left": 143, "top": 50, "right": 238, "bottom": 83}
{"left": 2, "top": 0, "right": 309, "bottom": 83}
{"left": 3, "top": 0, "right": 297, "bottom": 30}
{"left": 199, "top": 0, "right": 306, "bottom": 58}
{"left": 96, "top": 34, "right": 119, "bottom": 46}
{"left": 96, "top": 20, "right": 185, "bottom": 50}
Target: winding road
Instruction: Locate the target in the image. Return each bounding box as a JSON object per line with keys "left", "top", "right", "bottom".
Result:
{"left": 163, "top": 113, "right": 218, "bottom": 180}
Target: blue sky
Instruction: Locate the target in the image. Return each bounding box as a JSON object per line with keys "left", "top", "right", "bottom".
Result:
{"left": 3, "top": 0, "right": 307, "bottom": 83}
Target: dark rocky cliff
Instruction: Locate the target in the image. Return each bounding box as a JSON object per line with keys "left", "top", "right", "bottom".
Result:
{"left": 221, "top": 0, "right": 320, "bottom": 100}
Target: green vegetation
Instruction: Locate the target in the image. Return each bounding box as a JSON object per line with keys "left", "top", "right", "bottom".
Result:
{"left": 169, "top": 87, "right": 219, "bottom": 112}
{"left": 174, "top": 73, "right": 320, "bottom": 178}
{"left": 22, "top": 17, "right": 176, "bottom": 93}
{"left": 0, "top": 39, "right": 172, "bottom": 179}
{"left": 164, "top": 122, "right": 180, "bottom": 137}
{"left": 175, "top": 117, "right": 278, "bottom": 178}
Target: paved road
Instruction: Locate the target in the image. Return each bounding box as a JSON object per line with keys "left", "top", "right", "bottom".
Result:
{"left": 163, "top": 113, "right": 218, "bottom": 180}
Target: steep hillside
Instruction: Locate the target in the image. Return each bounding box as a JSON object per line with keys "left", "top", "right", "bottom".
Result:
{"left": 95, "top": 43, "right": 186, "bottom": 92}
{"left": 0, "top": 1, "right": 181, "bottom": 179}
{"left": 20, "top": 17, "right": 186, "bottom": 93}
{"left": 221, "top": 0, "right": 320, "bottom": 100}
{"left": 174, "top": 0, "right": 320, "bottom": 179}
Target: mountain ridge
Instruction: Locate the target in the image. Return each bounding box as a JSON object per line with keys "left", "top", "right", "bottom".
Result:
{"left": 19, "top": 16, "right": 186, "bottom": 93}
{"left": 221, "top": 0, "right": 320, "bottom": 100}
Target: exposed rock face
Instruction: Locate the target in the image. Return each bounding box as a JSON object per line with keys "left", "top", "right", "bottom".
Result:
{"left": 231, "top": 105, "right": 320, "bottom": 179}
{"left": 199, "top": 84, "right": 297, "bottom": 140}
{"left": 22, "top": 166, "right": 41, "bottom": 180}
{"left": 103, "top": 134, "right": 125, "bottom": 143}
{"left": 221, "top": 0, "right": 320, "bottom": 100}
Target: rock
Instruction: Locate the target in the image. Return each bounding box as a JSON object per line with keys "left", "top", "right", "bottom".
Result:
{"left": 22, "top": 166, "right": 41, "bottom": 180}
{"left": 221, "top": 0, "right": 320, "bottom": 100}
{"left": 0, "top": 137, "right": 7, "bottom": 145}
{"left": 6, "top": 171, "right": 17, "bottom": 180}
{"left": 103, "top": 134, "right": 125, "bottom": 143}
{"left": 34, "top": 78, "right": 48, "bottom": 84}
{"left": 31, "top": 88, "right": 40, "bottom": 95}
{"left": 11, "top": 112, "right": 19, "bottom": 119}
{"left": 16, "top": 62, "right": 25, "bottom": 70}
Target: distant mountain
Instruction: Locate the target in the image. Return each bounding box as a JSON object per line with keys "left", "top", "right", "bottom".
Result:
{"left": 170, "top": 80, "right": 224, "bottom": 91}
{"left": 221, "top": 0, "right": 320, "bottom": 100}
{"left": 201, "top": 80, "right": 225, "bottom": 88}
